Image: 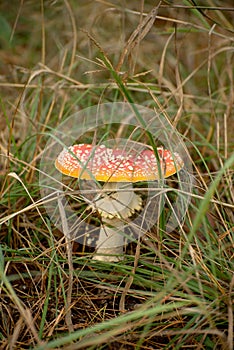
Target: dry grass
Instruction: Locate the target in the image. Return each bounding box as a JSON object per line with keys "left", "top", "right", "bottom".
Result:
{"left": 0, "top": 1, "right": 233, "bottom": 349}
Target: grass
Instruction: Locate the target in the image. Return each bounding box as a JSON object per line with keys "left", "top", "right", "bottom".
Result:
{"left": 0, "top": 1, "right": 234, "bottom": 349}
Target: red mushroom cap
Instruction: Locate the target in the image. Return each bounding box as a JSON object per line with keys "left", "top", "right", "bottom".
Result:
{"left": 55, "top": 143, "right": 184, "bottom": 182}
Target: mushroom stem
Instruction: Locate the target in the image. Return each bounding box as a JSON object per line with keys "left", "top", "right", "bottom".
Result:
{"left": 92, "top": 182, "right": 142, "bottom": 219}
{"left": 92, "top": 182, "right": 142, "bottom": 261}
{"left": 93, "top": 246, "right": 124, "bottom": 261}
{"left": 92, "top": 219, "right": 125, "bottom": 261}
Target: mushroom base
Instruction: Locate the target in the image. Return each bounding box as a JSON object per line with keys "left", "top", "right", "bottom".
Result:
{"left": 92, "top": 219, "right": 125, "bottom": 262}
{"left": 92, "top": 246, "right": 124, "bottom": 262}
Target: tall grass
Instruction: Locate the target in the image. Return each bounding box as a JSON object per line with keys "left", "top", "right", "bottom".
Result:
{"left": 0, "top": 1, "right": 233, "bottom": 349}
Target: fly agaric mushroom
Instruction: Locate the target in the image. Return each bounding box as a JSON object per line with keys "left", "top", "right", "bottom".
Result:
{"left": 55, "top": 143, "right": 184, "bottom": 261}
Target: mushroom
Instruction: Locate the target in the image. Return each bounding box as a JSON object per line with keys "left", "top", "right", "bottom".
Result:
{"left": 55, "top": 143, "right": 184, "bottom": 261}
